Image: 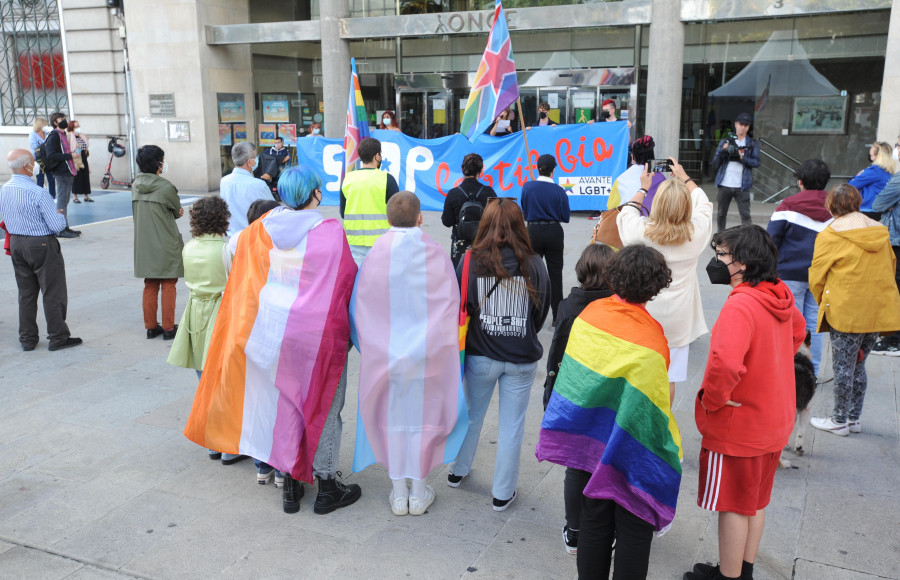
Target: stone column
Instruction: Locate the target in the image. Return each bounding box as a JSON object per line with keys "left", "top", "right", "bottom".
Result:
{"left": 321, "top": 0, "right": 350, "bottom": 139}
{"left": 644, "top": 0, "right": 684, "bottom": 159}
{"left": 877, "top": 4, "right": 900, "bottom": 144}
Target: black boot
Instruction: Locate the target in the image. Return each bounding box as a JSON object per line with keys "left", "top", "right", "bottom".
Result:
{"left": 282, "top": 474, "right": 304, "bottom": 514}
{"left": 314, "top": 473, "right": 361, "bottom": 515}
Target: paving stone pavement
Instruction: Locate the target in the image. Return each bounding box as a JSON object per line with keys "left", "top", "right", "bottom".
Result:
{"left": 0, "top": 196, "right": 898, "bottom": 579}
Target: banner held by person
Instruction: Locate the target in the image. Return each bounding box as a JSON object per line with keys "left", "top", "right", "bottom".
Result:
{"left": 295, "top": 123, "right": 628, "bottom": 212}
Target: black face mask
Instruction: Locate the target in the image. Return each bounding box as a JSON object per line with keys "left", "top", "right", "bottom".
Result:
{"left": 57, "top": 119, "right": 68, "bottom": 129}
{"left": 706, "top": 256, "right": 735, "bottom": 285}
{"left": 539, "top": 111, "right": 547, "bottom": 119}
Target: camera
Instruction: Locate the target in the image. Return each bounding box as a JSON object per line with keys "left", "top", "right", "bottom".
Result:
{"left": 725, "top": 134, "right": 745, "bottom": 161}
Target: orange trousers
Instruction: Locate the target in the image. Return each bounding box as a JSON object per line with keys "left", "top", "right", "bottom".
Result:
{"left": 143, "top": 278, "right": 177, "bottom": 330}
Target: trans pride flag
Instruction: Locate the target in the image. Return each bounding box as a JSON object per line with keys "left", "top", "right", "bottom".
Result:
{"left": 349, "top": 227, "right": 467, "bottom": 479}
{"left": 184, "top": 208, "right": 358, "bottom": 482}
{"left": 460, "top": 0, "right": 519, "bottom": 141}
{"left": 536, "top": 297, "right": 682, "bottom": 531}
{"left": 344, "top": 57, "right": 370, "bottom": 171}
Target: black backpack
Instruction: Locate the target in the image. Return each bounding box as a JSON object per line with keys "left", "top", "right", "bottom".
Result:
{"left": 34, "top": 141, "right": 51, "bottom": 172}
{"left": 457, "top": 185, "right": 486, "bottom": 242}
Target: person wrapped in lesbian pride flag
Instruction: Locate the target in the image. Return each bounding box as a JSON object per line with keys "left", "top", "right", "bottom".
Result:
{"left": 536, "top": 243, "right": 681, "bottom": 579}
{"left": 350, "top": 192, "right": 467, "bottom": 516}
{"left": 184, "top": 182, "right": 358, "bottom": 490}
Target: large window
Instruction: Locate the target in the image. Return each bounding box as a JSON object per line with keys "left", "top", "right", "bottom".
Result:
{"left": 0, "top": 0, "right": 68, "bottom": 126}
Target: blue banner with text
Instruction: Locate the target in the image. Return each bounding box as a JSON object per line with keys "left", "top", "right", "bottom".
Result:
{"left": 294, "top": 122, "right": 629, "bottom": 212}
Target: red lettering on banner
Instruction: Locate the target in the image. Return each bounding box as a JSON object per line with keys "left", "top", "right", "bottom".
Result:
{"left": 436, "top": 162, "right": 451, "bottom": 196}
{"left": 492, "top": 160, "right": 513, "bottom": 191}
{"left": 555, "top": 139, "right": 578, "bottom": 172}
{"left": 513, "top": 157, "right": 528, "bottom": 187}
{"left": 577, "top": 136, "right": 592, "bottom": 168}
{"left": 593, "top": 137, "right": 613, "bottom": 163}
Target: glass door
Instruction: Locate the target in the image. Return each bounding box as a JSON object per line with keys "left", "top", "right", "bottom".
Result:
{"left": 399, "top": 91, "right": 426, "bottom": 139}
{"left": 569, "top": 87, "right": 599, "bottom": 124}
{"left": 537, "top": 87, "right": 567, "bottom": 126}
{"left": 427, "top": 91, "right": 454, "bottom": 138}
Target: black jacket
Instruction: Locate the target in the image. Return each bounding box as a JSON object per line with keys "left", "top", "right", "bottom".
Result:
{"left": 542, "top": 286, "right": 613, "bottom": 408}
{"left": 44, "top": 129, "right": 75, "bottom": 176}
{"left": 441, "top": 178, "right": 497, "bottom": 240}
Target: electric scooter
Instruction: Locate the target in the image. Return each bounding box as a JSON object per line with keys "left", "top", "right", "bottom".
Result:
{"left": 100, "top": 136, "right": 132, "bottom": 189}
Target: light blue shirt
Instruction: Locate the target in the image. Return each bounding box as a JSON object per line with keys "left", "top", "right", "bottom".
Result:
{"left": 0, "top": 174, "right": 66, "bottom": 236}
{"left": 219, "top": 167, "right": 272, "bottom": 237}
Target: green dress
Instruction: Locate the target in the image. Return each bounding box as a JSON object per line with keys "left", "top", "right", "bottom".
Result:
{"left": 167, "top": 234, "right": 227, "bottom": 371}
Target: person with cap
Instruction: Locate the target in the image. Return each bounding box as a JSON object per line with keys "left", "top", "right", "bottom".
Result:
{"left": 521, "top": 153, "right": 571, "bottom": 325}
{"left": 712, "top": 112, "right": 761, "bottom": 232}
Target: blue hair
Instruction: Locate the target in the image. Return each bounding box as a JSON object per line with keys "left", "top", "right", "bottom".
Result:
{"left": 277, "top": 165, "right": 322, "bottom": 209}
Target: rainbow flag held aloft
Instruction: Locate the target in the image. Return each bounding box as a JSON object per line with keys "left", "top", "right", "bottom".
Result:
{"left": 459, "top": 0, "right": 520, "bottom": 141}
{"left": 184, "top": 207, "right": 358, "bottom": 482}
{"left": 536, "top": 296, "right": 682, "bottom": 531}
{"left": 344, "top": 57, "right": 370, "bottom": 173}
{"left": 349, "top": 227, "right": 467, "bottom": 479}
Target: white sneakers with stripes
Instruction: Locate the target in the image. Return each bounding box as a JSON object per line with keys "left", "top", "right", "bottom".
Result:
{"left": 810, "top": 417, "right": 849, "bottom": 436}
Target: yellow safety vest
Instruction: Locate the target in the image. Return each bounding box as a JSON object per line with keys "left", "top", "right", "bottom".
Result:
{"left": 342, "top": 169, "right": 390, "bottom": 247}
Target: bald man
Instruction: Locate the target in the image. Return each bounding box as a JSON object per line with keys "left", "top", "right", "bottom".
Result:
{"left": 0, "top": 149, "right": 81, "bottom": 351}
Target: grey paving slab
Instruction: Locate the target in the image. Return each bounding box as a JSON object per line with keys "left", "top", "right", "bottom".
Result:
{"left": 0, "top": 546, "right": 83, "bottom": 579}
{"left": 0, "top": 471, "right": 78, "bottom": 525}
{"left": 221, "top": 522, "right": 350, "bottom": 578}
{"left": 461, "top": 519, "right": 574, "bottom": 579}
{"left": 0, "top": 539, "right": 13, "bottom": 555}
{"left": 794, "top": 559, "right": 897, "bottom": 580}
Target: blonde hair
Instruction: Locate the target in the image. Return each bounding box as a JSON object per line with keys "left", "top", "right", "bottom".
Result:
{"left": 872, "top": 141, "right": 896, "bottom": 175}
{"left": 32, "top": 118, "right": 47, "bottom": 133}
{"left": 645, "top": 178, "right": 694, "bottom": 246}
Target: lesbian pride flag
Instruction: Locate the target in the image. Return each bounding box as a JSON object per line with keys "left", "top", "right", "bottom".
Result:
{"left": 184, "top": 207, "right": 358, "bottom": 482}
{"left": 460, "top": 0, "right": 519, "bottom": 141}
{"left": 536, "top": 297, "right": 682, "bottom": 531}
{"left": 349, "top": 227, "right": 467, "bottom": 479}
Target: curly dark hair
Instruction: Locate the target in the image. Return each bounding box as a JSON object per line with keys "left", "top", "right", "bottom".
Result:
{"left": 605, "top": 243, "right": 672, "bottom": 304}
{"left": 190, "top": 196, "right": 230, "bottom": 237}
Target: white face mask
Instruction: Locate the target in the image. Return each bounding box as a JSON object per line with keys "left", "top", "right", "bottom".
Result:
{"left": 382, "top": 117, "right": 392, "bottom": 126}
{"left": 161, "top": 161, "right": 168, "bottom": 174}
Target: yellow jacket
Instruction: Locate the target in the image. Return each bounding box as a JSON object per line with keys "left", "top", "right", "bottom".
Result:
{"left": 342, "top": 169, "right": 389, "bottom": 247}
{"left": 809, "top": 213, "right": 900, "bottom": 334}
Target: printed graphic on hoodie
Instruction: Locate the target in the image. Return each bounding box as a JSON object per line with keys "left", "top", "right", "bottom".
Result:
{"left": 478, "top": 276, "right": 528, "bottom": 338}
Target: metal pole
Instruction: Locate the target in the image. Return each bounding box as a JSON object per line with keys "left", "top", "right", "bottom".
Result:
{"left": 123, "top": 39, "right": 137, "bottom": 181}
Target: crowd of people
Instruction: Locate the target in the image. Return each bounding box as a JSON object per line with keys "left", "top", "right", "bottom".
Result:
{"left": 4, "top": 106, "right": 900, "bottom": 579}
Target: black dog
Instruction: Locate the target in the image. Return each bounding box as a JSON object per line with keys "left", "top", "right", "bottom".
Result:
{"left": 781, "top": 332, "right": 818, "bottom": 467}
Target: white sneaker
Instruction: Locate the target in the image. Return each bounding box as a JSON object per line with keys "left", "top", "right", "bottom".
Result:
{"left": 848, "top": 420, "right": 862, "bottom": 433}
{"left": 274, "top": 472, "right": 285, "bottom": 488}
{"left": 810, "top": 416, "right": 849, "bottom": 437}
{"left": 408, "top": 485, "right": 435, "bottom": 516}
{"left": 389, "top": 490, "right": 409, "bottom": 516}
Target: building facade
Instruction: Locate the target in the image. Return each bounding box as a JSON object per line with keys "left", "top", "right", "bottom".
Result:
{"left": 0, "top": 0, "right": 897, "bottom": 197}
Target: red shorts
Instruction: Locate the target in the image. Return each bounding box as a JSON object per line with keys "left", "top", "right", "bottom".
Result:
{"left": 696, "top": 448, "right": 780, "bottom": 516}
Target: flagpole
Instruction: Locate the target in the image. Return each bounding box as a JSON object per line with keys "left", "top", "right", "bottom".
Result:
{"left": 515, "top": 98, "right": 536, "bottom": 181}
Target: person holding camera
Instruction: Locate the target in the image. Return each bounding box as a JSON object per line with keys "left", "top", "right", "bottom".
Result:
{"left": 712, "top": 112, "right": 761, "bottom": 233}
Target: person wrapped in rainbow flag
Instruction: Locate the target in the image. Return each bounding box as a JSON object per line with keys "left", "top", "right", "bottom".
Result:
{"left": 536, "top": 243, "right": 681, "bottom": 580}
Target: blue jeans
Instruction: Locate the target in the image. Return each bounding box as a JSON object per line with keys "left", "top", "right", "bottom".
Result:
{"left": 449, "top": 355, "right": 538, "bottom": 501}
{"left": 349, "top": 244, "right": 371, "bottom": 266}
{"left": 783, "top": 279, "right": 824, "bottom": 376}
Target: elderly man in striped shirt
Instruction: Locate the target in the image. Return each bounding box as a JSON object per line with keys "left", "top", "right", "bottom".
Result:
{"left": 0, "top": 149, "right": 81, "bottom": 351}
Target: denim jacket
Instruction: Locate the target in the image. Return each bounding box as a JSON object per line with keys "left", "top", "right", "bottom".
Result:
{"left": 873, "top": 172, "right": 900, "bottom": 246}
{"left": 713, "top": 136, "right": 761, "bottom": 191}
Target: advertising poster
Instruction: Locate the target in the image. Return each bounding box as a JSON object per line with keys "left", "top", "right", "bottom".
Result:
{"left": 278, "top": 124, "right": 297, "bottom": 146}
{"left": 218, "top": 98, "right": 245, "bottom": 123}
{"left": 218, "top": 124, "right": 232, "bottom": 146}
{"left": 233, "top": 123, "right": 247, "bottom": 142}
{"left": 263, "top": 98, "right": 290, "bottom": 123}
{"left": 259, "top": 124, "right": 277, "bottom": 146}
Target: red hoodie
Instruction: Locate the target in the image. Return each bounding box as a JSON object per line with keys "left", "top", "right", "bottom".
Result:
{"left": 695, "top": 280, "right": 806, "bottom": 456}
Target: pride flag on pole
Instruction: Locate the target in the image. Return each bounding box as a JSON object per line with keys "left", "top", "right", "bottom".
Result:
{"left": 343, "top": 57, "right": 370, "bottom": 174}
{"left": 460, "top": 0, "right": 520, "bottom": 141}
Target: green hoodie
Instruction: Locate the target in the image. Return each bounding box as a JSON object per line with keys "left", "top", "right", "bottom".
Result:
{"left": 132, "top": 172, "right": 184, "bottom": 279}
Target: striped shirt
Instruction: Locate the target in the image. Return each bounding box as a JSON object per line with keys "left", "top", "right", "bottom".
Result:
{"left": 0, "top": 174, "right": 66, "bottom": 236}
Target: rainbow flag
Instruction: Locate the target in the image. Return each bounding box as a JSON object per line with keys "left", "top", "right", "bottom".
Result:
{"left": 460, "top": 0, "right": 520, "bottom": 141}
{"left": 755, "top": 73, "right": 771, "bottom": 114}
{"left": 349, "top": 227, "right": 467, "bottom": 479}
{"left": 344, "top": 58, "right": 370, "bottom": 172}
{"left": 184, "top": 207, "right": 358, "bottom": 482}
{"left": 536, "top": 296, "right": 682, "bottom": 531}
